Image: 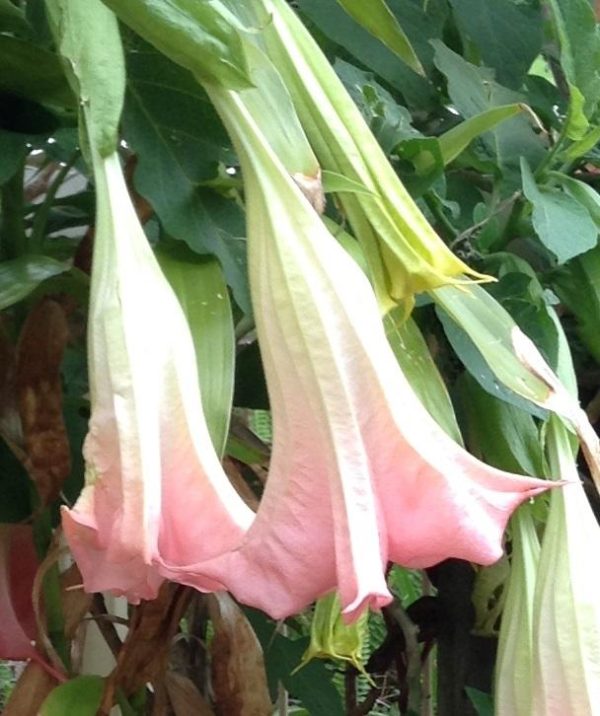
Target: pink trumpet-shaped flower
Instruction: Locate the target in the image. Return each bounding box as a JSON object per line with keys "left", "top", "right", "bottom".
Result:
{"left": 161, "top": 91, "right": 553, "bottom": 621}
{"left": 61, "top": 152, "right": 253, "bottom": 602}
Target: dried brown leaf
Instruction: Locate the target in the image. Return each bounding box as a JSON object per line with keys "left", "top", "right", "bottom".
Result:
{"left": 15, "top": 298, "right": 70, "bottom": 504}
{"left": 3, "top": 661, "right": 58, "bottom": 715}
{"left": 100, "top": 583, "right": 192, "bottom": 713}
{"left": 208, "top": 593, "right": 272, "bottom": 716}
{"left": 166, "top": 671, "right": 216, "bottom": 716}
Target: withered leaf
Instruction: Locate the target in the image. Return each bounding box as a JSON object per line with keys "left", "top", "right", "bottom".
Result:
{"left": 166, "top": 671, "right": 216, "bottom": 716}
{"left": 208, "top": 593, "right": 272, "bottom": 716}
{"left": 16, "top": 298, "right": 70, "bottom": 504}
{"left": 3, "top": 661, "right": 58, "bottom": 715}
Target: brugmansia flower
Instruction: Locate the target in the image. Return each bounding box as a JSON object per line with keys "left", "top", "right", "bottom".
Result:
{"left": 495, "top": 506, "right": 540, "bottom": 716}
{"left": 163, "top": 88, "right": 552, "bottom": 621}
{"left": 61, "top": 151, "right": 253, "bottom": 603}
{"left": 530, "top": 418, "right": 600, "bottom": 716}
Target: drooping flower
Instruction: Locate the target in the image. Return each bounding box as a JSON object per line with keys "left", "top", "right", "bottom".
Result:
{"left": 61, "top": 151, "right": 253, "bottom": 603}
{"left": 530, "top": 418, "right": 600, "bottom": 716}
{"left": 161, "top": 88, "right": 553, "bottom": 621}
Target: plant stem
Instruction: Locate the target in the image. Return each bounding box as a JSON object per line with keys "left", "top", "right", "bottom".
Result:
{"left": 29, "top": 153, "right": 80, "bottom": 253}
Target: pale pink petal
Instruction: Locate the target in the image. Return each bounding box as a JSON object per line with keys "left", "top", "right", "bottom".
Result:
{"left": 162, "top": 120, "right": 551, "bottom": 621}
{"left": 62, "top": 153, "right": 253, "bottom": 602}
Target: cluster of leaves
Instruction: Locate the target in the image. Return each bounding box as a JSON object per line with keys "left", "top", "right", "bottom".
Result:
{"left": 1, "top": 0, "right": 600, "bottom": 714}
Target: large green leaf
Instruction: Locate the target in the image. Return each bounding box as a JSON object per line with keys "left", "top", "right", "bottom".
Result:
{"left": 432, "top": 41, "right": 544, "bottom": 182}
{"left": 297, "top": 0, "right": 442, "bottom": 110}
{"left": 550, "top": 171, "right": 600, "bottom": 227}
{"left": 156, "top": 246, "right": 235, "bottom": 456}
{"left": 336, "top": 0, "right": 424, "bottom": 75}
{"left": 40, "top": 676, "right": 104, "bottom": 716}
{"left": 432, "top": 283, "right": 551, "bottom": 417}
{"left": 385, "top": 310, "right": 463, "bottom": 444}
{"left": 103, "top": 0, "right": 252, "bottom": 90}
{"left": 0, "top": 35, "right": 74, "bottom": 108}
{"left": 122, "top": 41, "right": 250, "bottom": 312}
{"left": 0, "top": 255, "right": 69, "bottom": 310}
{"left": 246, "top": 609, "right": 344, "bottom": 716}
{"left": 521, "top": 158, "right": 597, "bottom": 264}
{"left": 0, "top": 0, "right": 32, "bottom": 37}
{"left": 458, "top": 373, "right": 545, "bottom": 477}
{"left": 45, "top": 0, "right": 125, "bottom": 155}
{"left": 546, "top": 0, "right": 600, "bottom": 131}
{"left": 448, "top": 0, "right": 542, "bottom": 89}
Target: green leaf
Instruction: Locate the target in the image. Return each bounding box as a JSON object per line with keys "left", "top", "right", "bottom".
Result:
{"left": 465, "top": 687, "right": 494, "bottom": 716}
{"left": 385, "top": 310, "right": 463, "bottom": 444}
{"left": 521, "top": 158, "right": 597, "bottom": 264}
{"left": 334, "top": 59, "right": 422, "bottom": 153}
{"left": 103, "top": 0, "right": 252, "bottom": 90}
{"left": 246, "top": 609, "right": 344, "bottom": 716}
{"left": 448, "top": 0, "right": 542, "bottom": 89}
{"left": 297, "top": 0, "right": 441, "bottom": 110}
{"left": 552, "top": 245, "right": 600, "bottom": 363}
{"left": 0, "top": 255, "right": 69, "bottom": 310}
{"left": 122, "top": 42, "right": 251, "bottom": 313}
{"left": 438, "top": 104, "right": 524, "bottom": 166}
{"left": 156, "top": 245, "right": 235, "bottom": 456}
{"left": 0, "top": 35, "right": 75, "bottom": 108}
{"left": 0, "top": 131, "right": 28, "bottom": 186}
{"left": 45, "top": 0, "right": 125, "bottom": 156}
{"left": 336, "top": 0, "right": 424, "bottom": 75}
{"left": 432, "top": 41, "right": 544, "bottom": 183}
{"left": 0, "top": 0, "right": 32, "bottom": 37}
{"left": 432, "top": 283, "right": 551, "bottom": 418}
{"left": 40, "top": 676, "right": 104, "bottom": 716}
{"left": 546, "top": 0, "right": 600, "bottom": 122}
{"left": 549, "top": 171, "right": 600, "bottom": 227}
{"left": 458, "top": 373, "right": 545, "bottom": 477}
{"left": 321, "top": 170, "right": 374, "bottom": 196}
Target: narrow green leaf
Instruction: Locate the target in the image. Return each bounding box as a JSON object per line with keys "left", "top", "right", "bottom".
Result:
{"left": 432, "top": 283, "right": 550, "bottom": 417}
{"left": 40, "top": 676, "right": 104, "bottom": 716}
{"left": 521, "top": 158, "right": 597, "bottom": 263}
{"left": 321, "top": 170, "right": 374, "bottom": 196}
{"left": 552, "top": 245, "right": 600, "bottom": 364}
{"left": 0, "top": 131, "right": 28, "bottom": 186}
{"left": 0, "top": 35, "right": 75, "bottom": 108}
{"left": 0, "top": 255, "right": 69, "bottom": 310}
{"left": 546, "top": 0, "right": 600, "bottom": 122}
{"left": 438, "top": 104, "right": 524, "bottom": 166}
{"left": 45, "top": 0, "right": 125, "bottom": 155}
{"left": 156, "top": 245, "right": 235, "bottom": 456}
{"left": 562, "top": 124, "right": 600, "bottom": 161}
{"left": 336, "top": 0, "right": 424, "bottom": 75}
{"left": 385, "top": 310, "right": 463, "bottom": 444}
{"left": 465, "top": 687, "right": 494, "bottom": 716}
